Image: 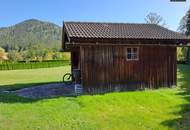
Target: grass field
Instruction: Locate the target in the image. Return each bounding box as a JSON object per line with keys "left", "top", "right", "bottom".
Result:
{"left": 0, "top": 66, "right": 70, "bottom": 91}
{"left": 0, "top": 65, "right": 190, "bottom": 130}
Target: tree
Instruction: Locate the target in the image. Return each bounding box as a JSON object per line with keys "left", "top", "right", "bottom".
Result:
{"left": 145, "top": 12, "right": 166, "bottom": 26}
{"left": 0, "top": 47, "right": 7, "bottom": 61}
{"left": 178, "top": 9, "right": 190, "bottom": 34}
{"left": 178, "top": 9, "right": 190, "bottom": 63}
{"left": 7, "top": 50, "right": 23, "bottom": 62}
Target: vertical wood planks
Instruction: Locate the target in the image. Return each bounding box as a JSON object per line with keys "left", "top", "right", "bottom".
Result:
{"left": 78, "top": 45, "right": 177, "bottom": 93}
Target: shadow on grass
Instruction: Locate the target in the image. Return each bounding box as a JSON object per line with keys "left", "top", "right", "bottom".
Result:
{"left": 161, "top": 64, "right": 190, "bottom": 129}
{"left": 0, "top": 92, "right": 37, "bottom": 103}
{"left": 0, "top": 81, "right": 61, "bottom": 91}
{"left": 0, "top": 81, "right": 64, "bottom": 103}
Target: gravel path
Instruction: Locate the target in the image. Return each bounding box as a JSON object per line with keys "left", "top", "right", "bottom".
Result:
{"left": 14, "top": 83, "right": 76, "bottom": 99}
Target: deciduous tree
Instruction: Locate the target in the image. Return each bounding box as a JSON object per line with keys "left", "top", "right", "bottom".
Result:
{"left": 145, "top": 12, "right": 166, "bottom": 26}
{"left": 0, "top": 47, "right": 7, "bottom": 61}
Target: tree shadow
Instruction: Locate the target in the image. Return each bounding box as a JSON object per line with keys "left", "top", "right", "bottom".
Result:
{"left": 161, "top": 64, "right": 190, "bottom": 130}
{"left": 0, "top": 92, "right": 37, "bottom": 103}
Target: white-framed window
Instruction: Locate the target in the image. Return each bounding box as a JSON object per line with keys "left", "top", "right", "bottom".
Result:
{"left": 126, "top": 47, "right": 139, "bottom": 61}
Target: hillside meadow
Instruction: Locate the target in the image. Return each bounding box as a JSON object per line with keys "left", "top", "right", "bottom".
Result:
{"left": 0, "top": 65, "right": 189, "bottom": 130}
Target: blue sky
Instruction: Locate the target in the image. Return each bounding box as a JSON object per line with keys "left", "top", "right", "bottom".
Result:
{"left": 0, "top": 0, "right": 189, "bottom": 31}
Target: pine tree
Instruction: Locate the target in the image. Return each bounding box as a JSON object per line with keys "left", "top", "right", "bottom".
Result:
{"left": 178, "top": 9, "right": 190, "bottom": 63}
{"left": 185, "top": 10, "right": 190, "bottom": 63}
{"left": 185, "top": 10, "right": 190, "bottom": 36}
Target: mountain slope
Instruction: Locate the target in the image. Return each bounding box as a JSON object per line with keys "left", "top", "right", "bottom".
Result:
{"left": 0, "top": 19, "right": 62, "bottom": 51}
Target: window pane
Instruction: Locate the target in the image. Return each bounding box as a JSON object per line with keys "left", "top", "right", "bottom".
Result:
{"left": 126, "top": 47, "right": 138, "bottom": 60}
{"left": 127, "top": 48, "right": 131, "bottom": 53}
{"left": 133, "top": 48, "right": 137, "bottom": 53}
{"left": 133, "top": 54, "right": 137, "bottom": 59}
{"left": 127, "top": 53, "right": 131, "bottom": 59}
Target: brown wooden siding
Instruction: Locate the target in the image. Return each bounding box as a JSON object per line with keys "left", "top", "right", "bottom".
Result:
{"left": 71, "top": 50, "right": 80, "bottom": 70}
{"left": 79, "top": 45, "right": 176, "bottom": 92}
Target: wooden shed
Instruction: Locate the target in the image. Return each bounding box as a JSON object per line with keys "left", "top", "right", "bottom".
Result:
{"left": 62, "top": 22, "right": 188, "bottom": 93}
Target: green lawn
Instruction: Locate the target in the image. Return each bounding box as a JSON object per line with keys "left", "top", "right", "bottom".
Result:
{"left": 0, "top": 66, "right": 71, "bottom": 90}
{"left": 0, "top": 65, "right": 190, "bottom": 130}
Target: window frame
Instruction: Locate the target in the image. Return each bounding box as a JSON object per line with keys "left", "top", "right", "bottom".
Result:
{"left": 126, "top": 47, "right": 139, "bottom": 61}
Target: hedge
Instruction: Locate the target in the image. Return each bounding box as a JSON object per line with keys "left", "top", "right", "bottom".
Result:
{"left": 0, "top": 60, "right": 70, "bottom": 70}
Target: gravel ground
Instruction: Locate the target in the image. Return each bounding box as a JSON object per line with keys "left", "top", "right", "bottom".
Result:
{"left": 14, "top": 83, "right": 76, "bottom": 99}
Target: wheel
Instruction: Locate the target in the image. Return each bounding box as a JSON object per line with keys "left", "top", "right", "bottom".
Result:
{"left": 63, "top": 73, "right": 73, "bottom": 83}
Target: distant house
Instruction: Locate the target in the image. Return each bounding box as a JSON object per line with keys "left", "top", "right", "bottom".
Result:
{"left": 62, "top": 22, "right": 188, "bottom": 93}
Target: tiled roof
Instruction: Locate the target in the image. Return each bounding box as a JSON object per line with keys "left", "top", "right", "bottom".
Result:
{"left": 64, "top": 22, "right": 188, "bottom": 43}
